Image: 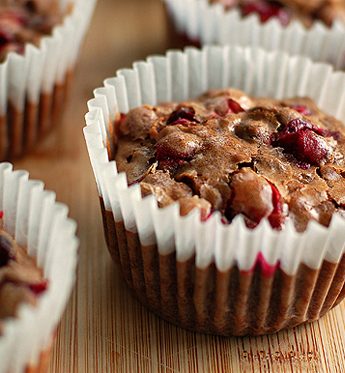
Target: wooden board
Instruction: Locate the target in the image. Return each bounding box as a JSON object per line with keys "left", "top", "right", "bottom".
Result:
{"left": 15, "top": 0, "right": 345, "bottom": 371}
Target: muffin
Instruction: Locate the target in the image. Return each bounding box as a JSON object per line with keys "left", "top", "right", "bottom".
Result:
{"left": 209, "top": 0, "right": 345, "bottom": 27}
{"left": 163, "top": 0, "right": 345, "bottom": 69}
{"left": 0, "top": 0, "right": 95, "bottom": 160}
{"left": 84, "top": 46, "right": 345, "bottom": 336}
{"left": 0, "top": 162, "right": 78, "bottom": 372}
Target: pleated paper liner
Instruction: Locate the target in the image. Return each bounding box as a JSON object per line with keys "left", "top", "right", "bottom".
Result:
{"left": 0, "top": 73, "right": 72, "bottom": 160}
{"left": 84, "top": 46, "right": 345, "bottom": 336}
{"left": 0, "top": 0, "right": 96, "bottom": 161}
{"left": 100, "top": 202, "right": 345, "bottom": 336}
{"left": 0, "top": 163, "right": 78, "bottom": 373}
{"left": 163, "top": 0, "right": 345, "bottom": 69}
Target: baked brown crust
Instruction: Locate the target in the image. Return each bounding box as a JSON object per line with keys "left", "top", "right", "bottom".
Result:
{"left": 115, "top": 88, "right": 345, "bottom": 232}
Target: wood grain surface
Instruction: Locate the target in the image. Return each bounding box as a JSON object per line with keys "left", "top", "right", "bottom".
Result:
{"left": 14, "top": 0, "right": 345, "bottom": 372}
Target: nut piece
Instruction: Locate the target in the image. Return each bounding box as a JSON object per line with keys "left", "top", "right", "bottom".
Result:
{"left": 122, "top": 106, "right": 157, "bottom": 140}
{"left": 230, "top": 168, "right": 274, "bottom": 224}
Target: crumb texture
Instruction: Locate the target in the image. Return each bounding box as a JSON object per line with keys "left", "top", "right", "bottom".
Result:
{"left": 0, "top": 228, "right": 46, "bottom": 334}
{"left": 115, "top": 88, "right": 345, "bottom": 232}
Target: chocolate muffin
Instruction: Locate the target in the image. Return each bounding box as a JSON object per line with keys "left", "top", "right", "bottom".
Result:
{"left": 85, "top": 46, "right": 345, "bottom": 337}
{"left": 0, "top": 0, "right": 66, "bottom": 62}
{"left": 115, "top": 88, "right": 345, "bottom": 233}
{"left": 0, "top": 225, "right": 47, "bottom": 334}
{"left": 210, "top": 0, "right": 345, "bottom": 27}
{"left": 0, "top": 0, "right": 95, "bottom": 161}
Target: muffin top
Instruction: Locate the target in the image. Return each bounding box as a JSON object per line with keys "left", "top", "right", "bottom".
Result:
{"left": 0, "top": 0, "right": 65, "bottom": 62}
{"left": 209, "top": 0, "right": 345, "bottom": 27}
{"left": 114, "top": 88, "right": 345, "bottom": 232}
{"left": 0, "top": 222, "right": 47, "bottom": 334}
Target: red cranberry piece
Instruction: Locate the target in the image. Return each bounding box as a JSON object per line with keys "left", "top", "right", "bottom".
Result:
{"left": 214, "top": 98, "right": 245, "bottom": 116}
{"left": 29, "top": 280, "right": 48, "bottom": 295}
{"left": 290, "top": 104, "right": 312, "bottom": 116}
{"left": 0, "top": 211, "right": 3, "bottom": 219}
{"left": 296, "top": 130, "right": 329, "bottom": 165}
{"left": 221, "top": 216, "right": 229, "bottom": 224}
{"left": 227, "top": 99, "right": 245, "bottom": 114}
{"left": 283, "top": 118, "right": 328, "bottom": 138}
{"left": 280, "top": 118, "right": 312, "bottom": 133}
{"left": 241, "top": 0, "right": 290, "bottom": 26}
{"left": 271, "top": 119, "right": 330, "bottom": 166}
{"left": 312, "top": 127, "right": 341, "bottom": 140}
{"left": 268, "top": 183, "right": 284, "bottom": 229}
{"left": 0, "top": 236, "right": 15, "bottom": 267}
{"left": 166, "top": 107, "right": 199, "bottom": 125}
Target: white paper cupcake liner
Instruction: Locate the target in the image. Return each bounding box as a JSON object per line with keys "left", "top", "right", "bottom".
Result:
{"left": 0, "top": 163, "right": 78, "bottom": 373}
{"left": 0, "top": 0, "right": 96, "bottom": 160}
{"left": 163, "top": 0, "right": 345, "bottom": 70}
{"left": 84, "top": 45, "right": 345, "bottom": 335}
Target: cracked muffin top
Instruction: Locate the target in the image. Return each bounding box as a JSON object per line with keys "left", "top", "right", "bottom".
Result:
{"left": 0, "top": 0, "right": 67, "bottom": 62}
{"left": 114, "top": 88, "right": 345, "bottom": 232}
{"left": 209, "top": 0, "right": 345, "bottom": 27}
{"left": 0, "top": 221, "right": 47, "bottom": 334}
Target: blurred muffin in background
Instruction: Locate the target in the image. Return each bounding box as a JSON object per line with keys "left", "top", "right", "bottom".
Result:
{"left": 0, "top": 0, "right": 65, "bottom": 62}
{"left": 0, "top": 0, "right": 95, "bottom": 160}
{"left": 210, "top": 0, "right": 345, "bottom": 27}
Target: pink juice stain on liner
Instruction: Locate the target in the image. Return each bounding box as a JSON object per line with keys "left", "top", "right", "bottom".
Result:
{"left": 241, "top": 252, "right": 280, "bottom": 277}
